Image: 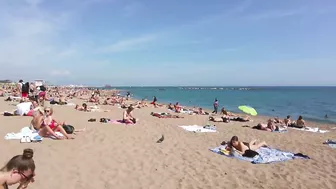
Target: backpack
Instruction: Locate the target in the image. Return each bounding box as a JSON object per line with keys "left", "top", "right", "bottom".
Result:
{"left": 21, "top": 82, "right": 29, "bottom": 93}
{"left": 62, "top": 125, "right": 75, "bottom": 134}
{"left": 39, "top": 85, "right": 46, "bottom": 92}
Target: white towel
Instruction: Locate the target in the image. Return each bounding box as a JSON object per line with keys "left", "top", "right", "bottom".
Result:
{"left": 292, "top": 127, "right": 329, "bottom": 133}
{"left": 4, "top": 127, "right": 63, "bottom": 140}
{"left": 179, "top": 125, "right": 217, "bottom": 133}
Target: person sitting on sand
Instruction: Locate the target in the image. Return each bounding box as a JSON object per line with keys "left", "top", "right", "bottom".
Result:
{"left": 58, "top": 95, "right": 67, "bottom": 105}
{"left": 0, "top": 149, "right": 36, "bottom": 189}
{"left": 138, "top": 99, "right": 148, "bottom": 107}
{"left": 255, "top": 119, "right": 277, "bottom": 131}
{"left": 273, "top": 117, "right": 283, "bottom": 124}
{"left": 123, "top": 106, "right": 137, "bottom": 124}
{"left": 220, "top": 107, "right": 237, "bottom": 116}
{"left": 296, "top": 115, "right": 306, "bottom": 128}
{"left": 75, "top": 103, "right": 89, "bottom": 112}
{"left": 289, "top": 115, "right": 306, "bottom": 128}
{"left": 31, "top": 107, "right": 74, "bottom": 139}
{"left": 167, "top": 103, "right": 174, "bottom": 110}
{"left": 284, "top": 115, "right": 291, "bottom": 126}
{"left": 226, "top": 136, "right": 267, "bottom": 155}
{"left": 174, "top": 102, "right": 182, "bottom": 113}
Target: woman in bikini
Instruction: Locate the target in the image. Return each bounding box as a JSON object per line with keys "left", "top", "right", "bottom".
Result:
{"left": 123, "top": 106, "right": 136, "bottom": 124}
{"left": 37, "top": 107, "right": 74, "bottom": 139}
{"left": 0, "top": 149, "right": 35, "bottom": 189}
{"left": 256, "top": 119, "right": 276, "bottom": 131}
{"left": 174, "top": 102, "right": 182, "bottom": 113}
{"left": 228, "top": 136, "right": 267, "bottom": 155}
{"left": 283, "top": 115, "right": 291, "bottom": 126}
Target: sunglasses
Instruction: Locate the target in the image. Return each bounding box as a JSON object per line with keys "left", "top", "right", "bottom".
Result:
{"left": 18, "top": 172, "right": 34, "bottom": 182}
{"left": 44, "top": 110, "right": 50, "bottom": 113}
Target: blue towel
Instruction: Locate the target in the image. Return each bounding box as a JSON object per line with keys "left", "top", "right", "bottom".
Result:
{"left": 210, "top": 145, "right": 309, "bottom": 164}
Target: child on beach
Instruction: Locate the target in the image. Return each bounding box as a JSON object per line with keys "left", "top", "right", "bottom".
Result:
{"left": 0, "top": 149, "right": 36, "bottom": 189}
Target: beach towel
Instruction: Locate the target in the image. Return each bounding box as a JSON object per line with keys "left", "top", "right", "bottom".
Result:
{"left": 108, "top": 120, "right": 124, "bottom": 124}
{"left": 210, "top": 145, "right": 309, "bottom": 164}
{"left": 4, "top": 127, "right": 63, "bottom": 141}
{"left": 179, "top": 125, "right": 217, "bottom": 133}
{"left": 101, "top": 119, "right": 134, "bottom": 125}
{"left": 4, "top": 127, "right": 43, "bottom": 142}
{"left": 272, "top": 128, "right": 288, "bottom": 133}
{"left": 291, "top": 126, "right": 329, "bottom": 133}
{"left": 323, "top": 139, "right": 336, "bottom": 149}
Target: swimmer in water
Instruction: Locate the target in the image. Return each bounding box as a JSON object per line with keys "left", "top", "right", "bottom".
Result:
{"left": 325, "top": 114, "right": 328, "bottom": 119}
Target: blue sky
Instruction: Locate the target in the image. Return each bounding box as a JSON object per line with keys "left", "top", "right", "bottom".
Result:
{"left": 0, "top": 0, "right": 335, "bottom": 86}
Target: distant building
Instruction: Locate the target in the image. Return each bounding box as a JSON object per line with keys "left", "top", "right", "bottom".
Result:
{"left": 34, "top": 80, "right": 44, "bottom": 87}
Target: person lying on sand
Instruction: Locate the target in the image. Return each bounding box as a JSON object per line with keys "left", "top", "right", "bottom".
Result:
{"left": 3, "top": 99, "right": 39, "bottom": 116}
{"left": 209, "top": 116, "right": 224, "bottom": 122}
{"left": 223, "top": 136, "right": 267, "bottom": 155}
{"left": 123, "top": 106, "right": 137, "bottom": 124}
{"left": 75, "top": 103, "right": 90, "bottom": 112}
{"left": 193, "top": 108, "right": 209, "bottom": 115}
{"left": 151, "top": 112, "right": 184, "bottom": 118}
{"left": 209, "top": 116, "right": 251, "bottom": 123}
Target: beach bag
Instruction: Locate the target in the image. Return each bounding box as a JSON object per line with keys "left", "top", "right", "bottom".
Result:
{"left": 62, "top": 125, "right": 75, "bottom": 134}
{"left": 22, "top": 82, "right": 30, "bottom": 93}
{"left": 242, "top": 150, "right": 259, "bottom": 158}
{"left": 40, "top": 85, "right": 46, "bottom": 92}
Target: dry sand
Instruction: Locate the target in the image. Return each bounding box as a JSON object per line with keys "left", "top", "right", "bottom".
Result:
{"left": 0, "top": 98, "right": 335, "bottom": 189}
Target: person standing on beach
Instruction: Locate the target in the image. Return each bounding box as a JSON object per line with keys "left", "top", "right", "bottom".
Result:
{"left": 212, "top": 98, "right": 218, "bottom": 114}
{"left": 151, "top": 96, "right": 158, "bottom": 108}
{"left": 126, "top": 92, "right": 131, "bottom": 100}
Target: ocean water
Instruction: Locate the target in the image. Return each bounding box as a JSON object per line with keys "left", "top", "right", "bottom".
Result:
{"left": 113, "top": 86, "right": 336, "bottom": 124}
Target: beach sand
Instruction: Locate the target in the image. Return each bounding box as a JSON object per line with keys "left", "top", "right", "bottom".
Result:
{"left": 0, "top": 98, "right": 335, "bottom": 189}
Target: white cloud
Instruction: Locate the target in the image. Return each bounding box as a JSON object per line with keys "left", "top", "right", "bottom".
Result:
{"left": 97, "top": 34, "right": 157, "bottom": 53}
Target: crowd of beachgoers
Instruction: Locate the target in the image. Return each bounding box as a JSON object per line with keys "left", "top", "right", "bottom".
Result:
{"left": 0, "top": 80, "right": 335, "bottom": 189}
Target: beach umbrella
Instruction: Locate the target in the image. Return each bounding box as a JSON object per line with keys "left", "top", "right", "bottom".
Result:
{"left": 238, "top": 105, "right": 257, "bottom": 116}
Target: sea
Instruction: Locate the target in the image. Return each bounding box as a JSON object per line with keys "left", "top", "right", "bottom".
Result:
{"left": 111, "top": 86, "right": 336, "bottom": 124}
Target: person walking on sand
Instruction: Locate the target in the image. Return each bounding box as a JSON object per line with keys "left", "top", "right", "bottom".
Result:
{"left": 212, "top": 98, "right": 218, "bottom": 114}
